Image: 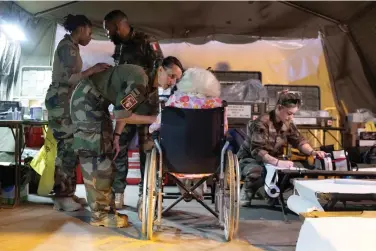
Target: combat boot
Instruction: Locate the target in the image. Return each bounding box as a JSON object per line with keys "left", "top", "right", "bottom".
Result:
{"left": 240, "top": 187, "right": 253, "bottom": 207}
{"left": 72, "top": 195, "right": 87, "bottom": 206}
{"left": 114, "top": 193, "right": 124, "bottom": 209}
{"left": 90, "top": 212, "right": 129, "bottom": 228}
{"left": 53, "top": 197, "right": 82, "bottom": 211}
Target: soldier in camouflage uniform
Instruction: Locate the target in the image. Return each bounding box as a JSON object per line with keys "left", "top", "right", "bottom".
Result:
{"left": 70, "top": 61, "right": 182, "bottom": 227}
{"left": 45, "top": 14, "right": 110, "bottom": 212}
{"left": 103, "top": 10, "right": 183, "bottom": 209}
{"left": 237, "top": 91, "right": 327, "bottom": 207}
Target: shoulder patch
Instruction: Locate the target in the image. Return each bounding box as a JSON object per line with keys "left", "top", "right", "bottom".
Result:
{"left": 150, "top": 42, "right": 160, "bottom": 51}
{"left": 120, "top": 93, "right": 138, "bottom": 111}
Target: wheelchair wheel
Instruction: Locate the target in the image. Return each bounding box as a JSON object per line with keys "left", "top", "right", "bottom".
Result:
{"left": 223, "top": 150, "right": 236, "bottom": 241}
{"left": 214, "top": 181, "right": 220, "bottom": 213}
{"left": 141, "top": 148, "right": 157, "bottom": 240}
{"left": 233, "top": 154, "right": 241, "bottom": 235}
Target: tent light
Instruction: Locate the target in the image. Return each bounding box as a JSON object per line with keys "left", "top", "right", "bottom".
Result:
{"left": 1, "top": 23, "right": 26, "bottom": 41}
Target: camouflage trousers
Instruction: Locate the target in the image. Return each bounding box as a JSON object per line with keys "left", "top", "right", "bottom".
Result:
{"left": 45, "top": 82, "right": 79, "bottom": 197}
{"left": 52, "top": 131, "right": 79, "bottom": 197}
{"left": 239, "top": 158, "right": 266, "bottom": 194}
{"left": 79, "top": 154, "right": 115, "bottom": 220}
{"left": 113, "top": 124, "right": 153, "bottom": 194}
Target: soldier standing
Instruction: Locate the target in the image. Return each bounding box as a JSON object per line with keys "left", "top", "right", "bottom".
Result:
{"left": 70, "top": 61, "right": 182, "bottom": 227}
{"left": 45, "top": 14, "right": 110, "bottom": 211}
{"left": 103, "top": 10, "right": 183, "bottom": 209}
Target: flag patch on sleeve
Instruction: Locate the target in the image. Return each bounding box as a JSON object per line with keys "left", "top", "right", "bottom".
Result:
{"left": 120, "top": 94, "right": 138, "bottom": 111}
{"left": 150, "top": 42, "right": 159, "bottom": 51}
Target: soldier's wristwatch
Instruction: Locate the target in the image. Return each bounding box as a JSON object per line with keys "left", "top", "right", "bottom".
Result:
{"left": 114, "top": 132, "right": 121, "bottom": 137}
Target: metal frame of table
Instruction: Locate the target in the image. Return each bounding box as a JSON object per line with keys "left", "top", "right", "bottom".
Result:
{"left": 0, "top": 120, "right": 48, "bottom": 209}
{"left": 297, "top": 126, "right": 345, "bottom": 148}
{"left": 271, "top": 169, "right": 376, "bottom": 222}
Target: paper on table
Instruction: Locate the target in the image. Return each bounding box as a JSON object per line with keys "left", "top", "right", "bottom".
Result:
{"left": 264, "top": 164, "right": 307, "bottom": 171}
{"left": 263, "top": 164, "right": 308, "bottom": 198}
{"left": 264, "top": 164, "right": 280, "bottom": 198}
{"left": 287, "top": 194, "right": 323, "bottom": 215}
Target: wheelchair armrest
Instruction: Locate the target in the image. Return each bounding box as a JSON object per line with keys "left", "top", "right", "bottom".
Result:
{"left": 225, "top": 131, "right": 233, "bottom": 143}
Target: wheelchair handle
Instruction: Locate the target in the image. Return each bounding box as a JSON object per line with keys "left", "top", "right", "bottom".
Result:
{"left": 225, "top": 131, "right": 233, "bottom": 142}
{"left": 151, "top": 131, "right": 160, "bottom": 140}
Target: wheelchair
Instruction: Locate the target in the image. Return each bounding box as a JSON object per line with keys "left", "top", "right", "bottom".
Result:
{"left": 140, "top": 106, "right": 241, "bottom": 241}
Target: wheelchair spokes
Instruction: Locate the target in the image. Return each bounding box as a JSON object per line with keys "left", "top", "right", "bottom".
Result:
{"left": 142, "top": 148, "right": 158, "bottom": 240}
{"left": 233, "top": 154, "right": 241, "bottom": 234}
{"left": 141, "top": 145, "right": 240, "bottom": 242}
{"left": 222, "top": 150, "right": 236, "bottom": 241}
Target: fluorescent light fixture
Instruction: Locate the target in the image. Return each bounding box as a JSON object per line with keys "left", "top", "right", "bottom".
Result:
{"left": 1, "top": 23, "right": 26, "bottom": 41}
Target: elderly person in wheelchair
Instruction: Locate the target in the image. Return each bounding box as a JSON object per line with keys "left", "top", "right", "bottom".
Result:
{"left": 141, "top": 68, "right": 239, "bottom": 241}
{"left": 237, "top": 91, "right": 327, "bottom": 207}
{"left": 149, "top": 68, "right": 228, "bottom": 201}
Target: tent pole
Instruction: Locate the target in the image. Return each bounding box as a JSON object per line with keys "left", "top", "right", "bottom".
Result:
{"left": 318, "top": 31, "right": 345, "bottom": 119}
{"left": 280, "top": 1, "right": 342, "bottom": 25}
{"left": 34, "top": 1, "right": 79, "bottom": 17}
{"left": 281, "top": 1, "right": 376, "bottom": 100}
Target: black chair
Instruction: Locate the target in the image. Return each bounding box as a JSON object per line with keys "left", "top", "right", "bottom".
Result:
{"left": 141, "top": 106, "right": 240, "bottom": 241}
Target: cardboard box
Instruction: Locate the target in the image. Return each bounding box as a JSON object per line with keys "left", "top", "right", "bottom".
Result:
{"left": 1, "top": 184, "right": 29, "bottom": 205}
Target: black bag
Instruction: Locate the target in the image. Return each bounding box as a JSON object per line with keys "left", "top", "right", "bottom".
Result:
{"left": 363, "top": 145, "right": 376, "bottom": 164}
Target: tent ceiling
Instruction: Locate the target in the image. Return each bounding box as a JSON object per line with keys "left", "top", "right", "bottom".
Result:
{"left": 13, "top": 1, "right": 350, "bottom": 40}
{"left": 13, "top": 1, "right": 372, "bottom": 38}
{"left": 15, "top": 1, "right": 71, "bottom": 16}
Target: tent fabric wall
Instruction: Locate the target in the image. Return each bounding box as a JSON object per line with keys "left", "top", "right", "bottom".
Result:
{"left": 0, "top": 31, "right": 21, "bottom": 100}
{"left": 4, "top": 1, "right": 376, "bottom": 114}
{"left": 322, "top": 25, "right": 376, "bottom": 114}
{"left": 0, "top": 2, "right": 56, "bottom": 65}
{"left": 349, "top": 6, "right": 376, "bottom": 97}
{"left": 0, "top": 2, "right": 57, "bottom": 98}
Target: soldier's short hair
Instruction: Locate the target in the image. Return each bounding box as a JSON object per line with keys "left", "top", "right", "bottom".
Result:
{"left": 161, "top": 56, "right": 184, "bottom": 72}
{"left": 104, "top": 10, "right": 128, "bottom": 22}
{"left": 63, "top": 14, "right": 92, "bottom": 32}
{"left": 276, "top": 90, "right": 302, "bottom": 108}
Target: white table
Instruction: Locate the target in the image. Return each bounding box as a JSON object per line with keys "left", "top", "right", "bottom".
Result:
{"left": 287, "top": 179, "right": 376, "bottom": 215}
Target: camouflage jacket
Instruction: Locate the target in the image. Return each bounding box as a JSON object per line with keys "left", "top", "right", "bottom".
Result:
{"left": 70, "top": 64, "right": 155, "bottom": 156}
{"left": 45, "top": 34, "right": 83, "bottom": 120}
{"left": 51, "top": 34, "right": 83, "bottom": 85}
{"left": 237, "top": 110, "right": 308, "bottom": 162}
{"left": 113, "top": 27, "right": 163, "bottom": 82}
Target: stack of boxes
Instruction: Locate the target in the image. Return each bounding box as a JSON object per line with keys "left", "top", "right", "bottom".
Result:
{"left": 344, "top": 112, "right": 376, "bottom": 148}
{"left": 126, "top": 150, "right": 141, "bottom": 185}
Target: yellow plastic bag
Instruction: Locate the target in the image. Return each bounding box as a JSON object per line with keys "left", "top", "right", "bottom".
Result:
{"left": 30, "top": 126, "right": 57, "bottom": 196}
{"left": 365, "top": 121, "right": 376, "bottom": 132}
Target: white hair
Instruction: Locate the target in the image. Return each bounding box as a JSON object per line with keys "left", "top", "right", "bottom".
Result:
{"left": 176, "top": 68, "right": 221, "bottom": 97}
